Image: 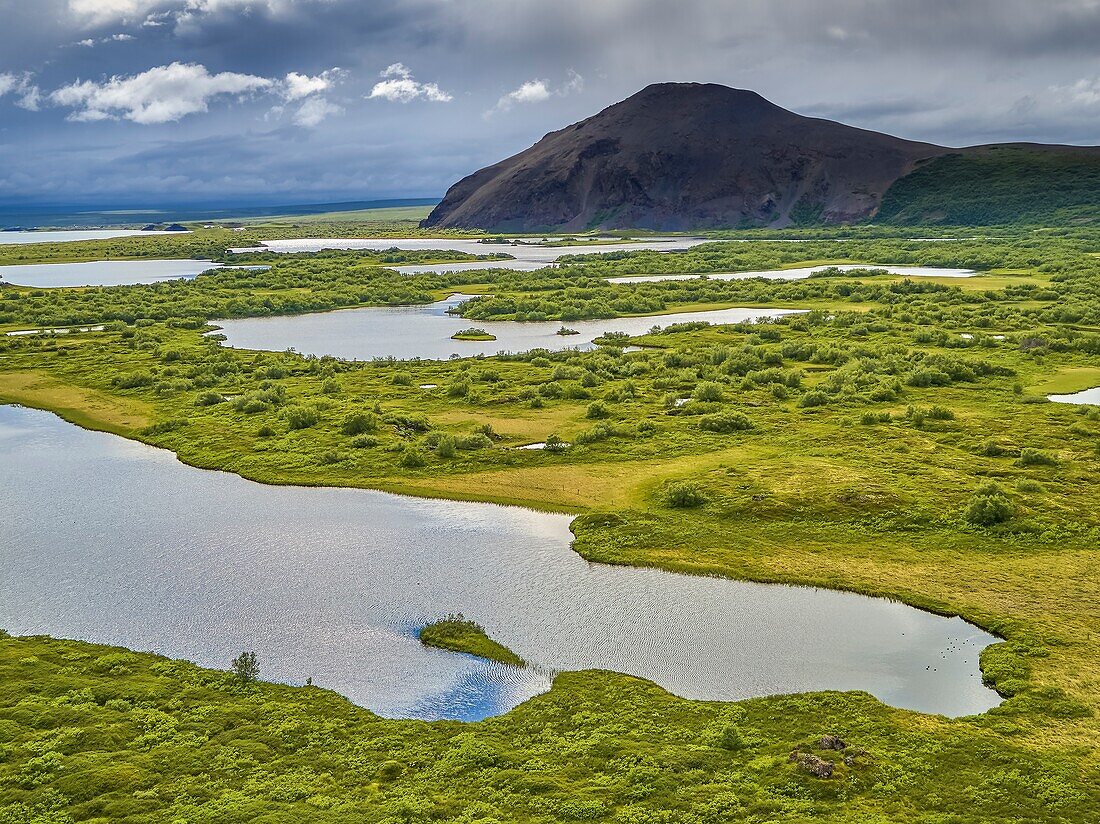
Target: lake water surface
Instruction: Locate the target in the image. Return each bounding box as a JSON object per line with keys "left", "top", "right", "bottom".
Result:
{"left": 0, "top": 229, "right": 190, "bottom": 245}
{"left": 606, "top": 265, "right": 977, "bottom": 283}
{"left": 0, "top": 405, "right": 1001, "bottom": 720}
{"left": 212, "top": 296, "right": 804, "bottom": 360}
{"left": 1048, "top": 386, "right": 1100, "bottom": 405}
{"left": 0, "top": 259, "right": 222, "bottom": 287}
{"left": 230, "top": 236, "right": 712, "bottom": 275}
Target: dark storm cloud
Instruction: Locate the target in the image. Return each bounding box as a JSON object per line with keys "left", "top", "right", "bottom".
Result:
{"left": 1, "top": 1, "right": 1098, "bottom": 204}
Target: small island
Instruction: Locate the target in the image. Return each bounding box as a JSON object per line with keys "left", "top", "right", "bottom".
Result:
{"left": 556, "top": 326, "right": 580, "bottom": 336}
{"left": 451, "top": 327, "right": 497, "bottom": 341}
{"left": 419, "top": 614, "right": 525, "bottom": 667}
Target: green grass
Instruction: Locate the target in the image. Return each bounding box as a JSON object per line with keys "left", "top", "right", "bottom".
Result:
{"left": 419, "top": 616, "right": 525, "bottom": 667}
{"left": 2, "top": 227, "right": 1100, "bottom": 821}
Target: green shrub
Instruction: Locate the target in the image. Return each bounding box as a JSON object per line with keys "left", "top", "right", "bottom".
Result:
{"left": 399, "top": 447, "right": 426, "bottom": 468}
{"left": 195, "top": 391, "right": 225, "bottom": 406}
{"left": 692, "top": 382, "right": 725, "bottom": 403}
{"left": 1017, "top": 448, "right": 1058, "bottom": 467}
{"left": 437, "top": 435, "right": 457, "bottom": 458}
{"left": 798, "top": 391, "right": 829, "bottom": 408}
{"left": 392, "top": 371, "right": 413, "bottom": 386}
{"left": 284, "top": 405, "right": 320, "bottom": 430}
{"left": 699, "top": 411, "right": 754, "bottom": 433}
{"left": 342, "top": 412, "right": 378, "bottom": 436}
{"left": 964, "top": 482, "right": 1014, "bottom": 526}
{"left": 586, "top": 401, "right": 610, "bottom": 419}
{"left": 456, "top": 433, "right": 493, "bottom": 450}
{"left": 662, "top": 481, "right": 707, "bottom": 508}
{"left": 114, "top": 371, "right": 154, "bottom": 389}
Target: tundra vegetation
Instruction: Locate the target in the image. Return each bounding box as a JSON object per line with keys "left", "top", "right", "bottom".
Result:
{"left": 0, "top": 222, "right": 1098, "bottom": 822}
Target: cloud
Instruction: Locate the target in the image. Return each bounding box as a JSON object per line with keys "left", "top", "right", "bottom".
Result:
{"left": 282, "top": 68, "right": 343, "bottom": 101}
{"left": 68, "top": 0, "right": 165, "bottom": 27}
{"left": 293, "top": 96, "right": 342, "bottom": 127}
{"left": 74, "top": 33, "right": 138, "bottom": 47}
{"left": 368, "top": 63, "right": 451, "bottom": 103}
{"left": 0, "top": 72, "right": 42, "bottom": 111}
{"left": 50, "top": 62, "right": 273, "bottom": 124}
{"left": 1051, "top": 77, "right": 1100, "bottom": 106}
{"left": 490, "top": 70, "right": 584, "bottom": 114}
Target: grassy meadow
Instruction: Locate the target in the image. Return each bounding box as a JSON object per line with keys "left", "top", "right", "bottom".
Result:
{"left": 0, "top": 223, "right": 1098, "bottom": 822}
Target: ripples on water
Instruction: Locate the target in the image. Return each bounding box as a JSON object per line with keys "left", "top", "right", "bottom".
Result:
{"left": 0, "top": 406, "right": 1002, "bottom": 720}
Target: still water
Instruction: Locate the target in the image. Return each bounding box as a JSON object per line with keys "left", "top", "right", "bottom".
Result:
{"left": 0, "top": 259, "right": 222, "bottom": 288}
{"left": 212, "top": 296, "right": 804, "bottom": 360}
{"left": 229, "top": 236, "right": 711, "bottom": 275}
{"left": 606, "top": 265, "right": 977, "bottom": 283}
{"left": 0, "top": 405, "right": 1001, "bottom": 720}
{"left": 0, "top": 229, "right": 190, "bottom": 245}
{"left": 1048, "top": 386, "right": 1100, "bottom": 405}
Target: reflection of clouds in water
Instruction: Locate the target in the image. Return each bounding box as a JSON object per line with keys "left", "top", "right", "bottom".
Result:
{"left": 1, "top": 405, "right": 1002, "bottom": 721}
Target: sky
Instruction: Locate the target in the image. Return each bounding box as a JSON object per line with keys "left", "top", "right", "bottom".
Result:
{"left": 1, "top": 0, "right": 1098, "bottom": 207}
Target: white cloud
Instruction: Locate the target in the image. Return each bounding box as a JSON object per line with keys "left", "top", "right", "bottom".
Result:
{"left": 293, "top": 96, "right": 342, "bottom": 127}
{"left": 368, "top": 63, "right": 451, "bottom": 103}
{"left": 490, "top": 71, "right": 584, "bottom": 114}
{"left": 50, "top": 62, "right": 273, "bottom": 124}
{"left": 0, "top": 73, "right": 42, "bottom": 111}
{"left": 74, "top": 33, "right": 138, "bottom": 47}
{"left": 499, "top": 79, "right": 552, "bottom": 109}
{"left": 1051, "top": 77, "right": 1100, "bottom": 106}
{"left": 282, "top": 68, "right": 343, "bottom": 101}
{"left": 68, "top": 0, "right": 164, "bottom": 27}
{"left": 69, "top": 0, "right": 327, "bottom": 30}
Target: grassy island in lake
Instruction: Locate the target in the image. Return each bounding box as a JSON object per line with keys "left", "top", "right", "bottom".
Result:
{"left": 419, "top": 614, "right": 525, "bottom": 666}
{"left": 451, "top": 327, "right": 497, "bottom": 341}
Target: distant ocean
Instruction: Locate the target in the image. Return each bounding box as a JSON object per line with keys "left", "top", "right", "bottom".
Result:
{"left": 0, "top": 198, "right": 439, "bottom": 229}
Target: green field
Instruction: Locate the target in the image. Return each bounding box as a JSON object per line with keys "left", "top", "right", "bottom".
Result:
{"left": 0, "top": 222, "right": 1098, "bottom": 822}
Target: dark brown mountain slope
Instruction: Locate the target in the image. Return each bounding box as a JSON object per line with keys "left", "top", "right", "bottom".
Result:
{"left": 423, "top": 83, "right": 947, "bottom": 231}
{"left": 423, "top": 83, "right": 1100, "bottom": 230}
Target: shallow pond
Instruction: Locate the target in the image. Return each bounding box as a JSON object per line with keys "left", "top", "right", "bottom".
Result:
{"left": 229, "top": 236, "right": 711, "bottom": 275}
{"left": 0, "top": 405, "right": 1001, "bottom": 720}
{"left": 212, "top": 296, "right": 804, "bottom": 360}
{"left": 606, "top": 264, "right": 977, "bottom": 283}
{"left": 1048, "top": 386, "right": 1100, "bottom": 405}
{"left": 0, "top": 259, "right": 223, "bottom": 287}
{"left": 0, "top": 229, "right": 190, "bottom": 245}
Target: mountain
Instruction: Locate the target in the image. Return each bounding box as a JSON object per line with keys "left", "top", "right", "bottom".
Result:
{"left": 422, "top": 83, "right": 1100, "bottom": 230}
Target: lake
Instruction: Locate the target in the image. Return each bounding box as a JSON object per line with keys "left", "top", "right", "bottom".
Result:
{"left": 606, "top": 264, "right": 977, "bottom": 283}
{"left": 1048, "top": 386, "right": 1100, "bottom": 405}
{"left": 0, "top": 259, "right": 223, "bottom": 288}
{"left": 229, "top": 236, "right": 712, "bottom": 275}
{"left": 0, "top": 229, "right": 190, "bottom": 245}
{"left": 212, "top": 296, "right": 805, "bottom": 360}
{"left": 0, "top": 405, "right": 1002, "bottom": 720}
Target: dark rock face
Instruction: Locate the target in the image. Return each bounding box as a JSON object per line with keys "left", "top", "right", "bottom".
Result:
{"left": 423, "top": 83, "right": 946, "bottom": 231}
{"left": 819, "top": 734, "right": 847, "bottom": 751}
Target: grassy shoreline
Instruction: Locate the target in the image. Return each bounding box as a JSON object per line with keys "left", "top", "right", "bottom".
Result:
{"left": 1, "top": 226, "right": 1099, "bottom": 821}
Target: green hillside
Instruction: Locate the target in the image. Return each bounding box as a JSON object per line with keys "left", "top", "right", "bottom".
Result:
{"left": 877, "top": 147, "right": 1100, "bottom": 226}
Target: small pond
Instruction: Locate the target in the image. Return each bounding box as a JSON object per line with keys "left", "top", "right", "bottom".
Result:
{"left": 0, "top": 259, "right": 223, "bottom": 288}
{"left": 229, "top": 236, "right": 711, "bottom": 275}
{"left": 0, "top": 229, "right": 190, "bottom": 245}
{"left": 212, "top": 296, "right": 804, "bottom": 360}
{"left": 0, "top": 405, "right": 1001, "bottom": 721}
{"left": 1048, "top": 386, "right": 1100, "bottom": 405}
{"left": 606, "top": 265, "right": 977, "bottom": 283}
